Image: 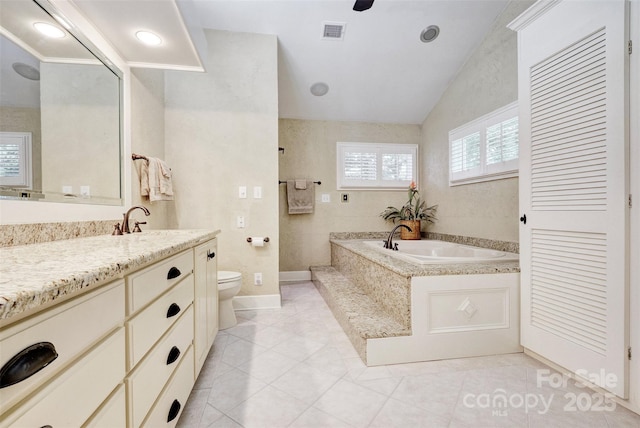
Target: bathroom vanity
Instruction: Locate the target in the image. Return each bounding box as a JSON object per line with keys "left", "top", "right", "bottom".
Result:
{"left": 0, "top": 229, "right": 219, "bottom": 427}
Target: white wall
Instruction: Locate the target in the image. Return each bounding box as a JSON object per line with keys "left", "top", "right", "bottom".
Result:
{"left": 164, "top": 30, "right": 279, "bottom": 298}
{"left": 420, "top": 0, "right": 534, "bottom": 243}
{"left": 278, "top": 119, "right": 422, "bottom": 271}
{"left": 129, "top": 68, "right": 174, "bottom": 230}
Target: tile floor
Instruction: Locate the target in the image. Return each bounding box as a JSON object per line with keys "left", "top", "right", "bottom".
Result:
{"left": 177, "top": 281, "right": 640, "bottom": 428}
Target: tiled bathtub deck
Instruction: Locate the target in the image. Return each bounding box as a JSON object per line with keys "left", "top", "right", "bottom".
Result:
{"left": 311, "top": 266, "right": 411, "bottom": 362}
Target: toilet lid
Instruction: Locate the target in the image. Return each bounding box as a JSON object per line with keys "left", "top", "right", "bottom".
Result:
{"left": 218, "top": 270, "right": 241, "bottom": 283}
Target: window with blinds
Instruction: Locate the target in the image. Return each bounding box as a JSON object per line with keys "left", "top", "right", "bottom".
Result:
{"left": 337, "top": 142, "right": 417, "bottom": 189}
{"left": 0, "top": 132, "right": 32, "bottom": 188}
{"left": 449, "top": 102, "right": 519, "bottom": 185}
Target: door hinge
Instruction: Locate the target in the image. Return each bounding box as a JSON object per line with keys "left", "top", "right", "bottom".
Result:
{"left": 629, "top": 346, "right": 632, "bottom": 360}
{"left": 629, "top": 194, "right": 633, "bottom": 208}
{"left": 629, "top": 40, "right": 633, "bottom": 55}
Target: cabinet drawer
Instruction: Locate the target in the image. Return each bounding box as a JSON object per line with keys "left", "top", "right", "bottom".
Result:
{"left": 84, "top": 383, "right": 126, "bottom": 428}
{"left": 0, "top": 280, "right": 124, "bottom": 413}
{"left": 128, "top": 305, "right": 194, "bottom": 427}
{"left": 127, "top": 276, "right": 194, "bottom": 368}
{"left": 128, "top": 250, "right": 194, "bottom": 314}
{"left": 2, "top": 327, "right": 125, "bottom": 428}
{"left": 142, "top": 345, "right": 195, "bottom": 428}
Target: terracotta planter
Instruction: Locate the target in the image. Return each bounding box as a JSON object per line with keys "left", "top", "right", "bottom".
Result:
{"left": 400, "top": 220, "right": 421, "bottom": 240}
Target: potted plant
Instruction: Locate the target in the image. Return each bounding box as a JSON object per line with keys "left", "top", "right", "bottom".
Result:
{"left": 380, "top": 182, "right": 437, "bottom": 240}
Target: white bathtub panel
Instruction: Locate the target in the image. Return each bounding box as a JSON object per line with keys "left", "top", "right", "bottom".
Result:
{"left": 366, "top": 273, "right": 522, "bottom": 366}
{"left": 427, "top": 288, "right": 509, "bottom": 333}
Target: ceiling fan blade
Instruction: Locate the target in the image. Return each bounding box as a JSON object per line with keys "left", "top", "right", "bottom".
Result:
{"left": 353, "top": 0, "right": 374, "bottom": 12}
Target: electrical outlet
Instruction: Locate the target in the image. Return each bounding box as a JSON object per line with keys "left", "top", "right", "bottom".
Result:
{"left": 237, "top": 216, "right": 245, "bottom": 228}
{"left": 254, "top": 272, "right": 263, "bottom": 285}
{"left": 62, "top": 185, "right": 73, "bottom": 195}
{"left": 253, "top": 186, "right": 262, "bottom": 199}
{"left": 321, "top": 193, "right": 330, "bottom": 203}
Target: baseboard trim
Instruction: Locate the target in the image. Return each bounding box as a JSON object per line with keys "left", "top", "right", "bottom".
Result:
{"left": 279, "top": 270, "right": 311, "bottom": 282}
{"left": 232, "top": 294, "right": 281, "bottom": 311}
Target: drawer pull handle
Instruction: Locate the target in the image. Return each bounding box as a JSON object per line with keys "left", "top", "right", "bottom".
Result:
{"left": 166, "top": 346, "right": 181, "bottom": 365}
{"left": 207, "top": 250, "right": 216, "bottom": 260}
{"left": 166, "top": 303, "right": 181, "bottom": 318}
{"left": 167, "top": 399, "right": 181, "bottom": 422}
{"left": 0, "top": 342, "right": 58, "bottom": 389}
{"left": 167, "top": 267, "right": 182, "bottom": 280}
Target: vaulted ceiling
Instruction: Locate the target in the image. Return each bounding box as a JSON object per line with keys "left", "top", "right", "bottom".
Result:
{"left": 9, "top": 0, "right": 511, "bottom": 124}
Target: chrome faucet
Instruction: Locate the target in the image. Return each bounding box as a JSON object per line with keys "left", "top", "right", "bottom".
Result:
{"left": 121, "top": 206, "right": 150, "bottom": 233}
{"left": 384, "top": 224, "right": 412, "bottom": 251}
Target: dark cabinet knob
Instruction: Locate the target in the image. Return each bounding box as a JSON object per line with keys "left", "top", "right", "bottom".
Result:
{"left": 207, "top": 250, "right": 215, "bottom": 260}
{"left": 0, "top": 342, "right": 58, "bottom": 389}
{"left": 167, "top": 267, "right": 181, "bottom": 280}
{"left": 166, "top": 346, "right": 181, "bottom": 365}
{"left": 520, "top": 214, "right": 527, "bottom": 224}
{"left": 166, "top": 303, "right": 181, "bottom": 318}
{"left": 167, "top": 399, "right": 181, "bottom": 422}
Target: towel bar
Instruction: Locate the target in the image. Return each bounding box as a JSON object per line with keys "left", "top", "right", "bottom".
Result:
{"left": 246, "top": 237, "right": 270, "bottom": 243}
{"left": 279, "top": 180, "right": 321, "bottom": 185}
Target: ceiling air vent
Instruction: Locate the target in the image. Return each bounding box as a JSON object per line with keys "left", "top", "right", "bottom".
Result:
{"left": 322, "top": 22, "right": 346, "bottom": 40}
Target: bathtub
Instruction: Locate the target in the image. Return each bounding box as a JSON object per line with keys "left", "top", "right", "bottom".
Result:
{"left": 363, "top": 239, "right": 519, "bottom": 264}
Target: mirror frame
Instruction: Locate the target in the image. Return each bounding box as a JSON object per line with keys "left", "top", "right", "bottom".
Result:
{"left": 0, "top": 0, "right": 130, "bottom": 224}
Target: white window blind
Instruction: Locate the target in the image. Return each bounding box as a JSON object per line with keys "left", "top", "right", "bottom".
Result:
{"left": 0, "top": 132, "right": 32, "bottom": 188}
{"left": 449, "top": 102, "right": 519, "bottom": 185}
{"left": 337, "top": 142, "right": 417, "bottom": 189}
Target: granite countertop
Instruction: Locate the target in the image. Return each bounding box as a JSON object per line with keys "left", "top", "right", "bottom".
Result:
{"left": 0, "top": 229, "right": 220, "bottom": 323}
{"left": 331, "top": 238, "right": 521, "bottom": 277}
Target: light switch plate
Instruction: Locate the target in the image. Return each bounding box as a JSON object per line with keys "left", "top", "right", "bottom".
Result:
{"left": 321, "top": 193, "right": 330, "bottom": 203}
{"left": 253, "top": 186, "right": 262, "bottom": 199}
{"left": 239, "top": 186, "right": 247, "bottom": 198}
{"left": 80, "top": 186, "right": 90, "bottom": 198}
{"left": 62, "top": 185, "right": 72, "bottom": 194}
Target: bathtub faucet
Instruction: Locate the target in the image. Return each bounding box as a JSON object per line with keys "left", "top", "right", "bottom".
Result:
{"left": 384, "top": 224, "right": 412, "bottom": 251}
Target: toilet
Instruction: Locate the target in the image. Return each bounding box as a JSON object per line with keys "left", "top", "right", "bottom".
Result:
{"left": 217, "top": 271, "right": 242, "bottom": 330}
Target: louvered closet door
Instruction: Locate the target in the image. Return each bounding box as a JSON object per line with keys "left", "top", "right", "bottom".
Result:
{"left": 517, "top": 0, "right": 629, "bottom": 397}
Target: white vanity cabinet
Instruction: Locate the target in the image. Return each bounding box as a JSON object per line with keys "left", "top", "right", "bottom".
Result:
{"left": 0, "top": 230, "right": 220, "bottom": 427}
{"left": 125, "top": 249, "right": 195, "bottom": 426}
{"left": 0, "top": 280, "right": 126, "bottom": 427}
{"left": 194, "top": 238, "right": 218, "bottom": 376}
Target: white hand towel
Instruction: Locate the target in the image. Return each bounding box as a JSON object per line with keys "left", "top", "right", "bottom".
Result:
{"left": 146, "top": 157, "right": 174, "bottom": 202}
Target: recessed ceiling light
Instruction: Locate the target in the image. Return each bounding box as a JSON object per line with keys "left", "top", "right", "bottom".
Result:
{"left": 33, "top": 22, "right": 65, "bottom": 38}
{"left": 420, "top": 25, "right": 440, "bottom": 43}
{"left": 135, "top": 31, "right": 162, "bottom": 46}
{"left": 310, "top": 82, "right": 329, "bottom": 96}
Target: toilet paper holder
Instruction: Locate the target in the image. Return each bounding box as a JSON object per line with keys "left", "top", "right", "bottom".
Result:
{"left": 246, "top": 237, "right": 270, "bottom": 243}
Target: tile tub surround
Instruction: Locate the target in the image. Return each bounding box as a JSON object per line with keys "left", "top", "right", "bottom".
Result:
{"left": 331, "top": 244, "right": 412, "bottom": 328}
{"left": 329, "top": 231, "right": 519, "bottom": 254}
{"left": 330, "top": 238, "right": 520, "bottom": 278}
{"left": 317, "top": 237, "right": 521, "bottom": 365}
{"left": 0, "top": 229, "right": 219, "bottom": 322}
{"left": 0, "top": 220, "right": 120, "bottom": 248}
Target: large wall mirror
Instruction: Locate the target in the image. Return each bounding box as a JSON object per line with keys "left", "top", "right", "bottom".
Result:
{"left": 0, "top": 0, "right": 123, "bottom": 206}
